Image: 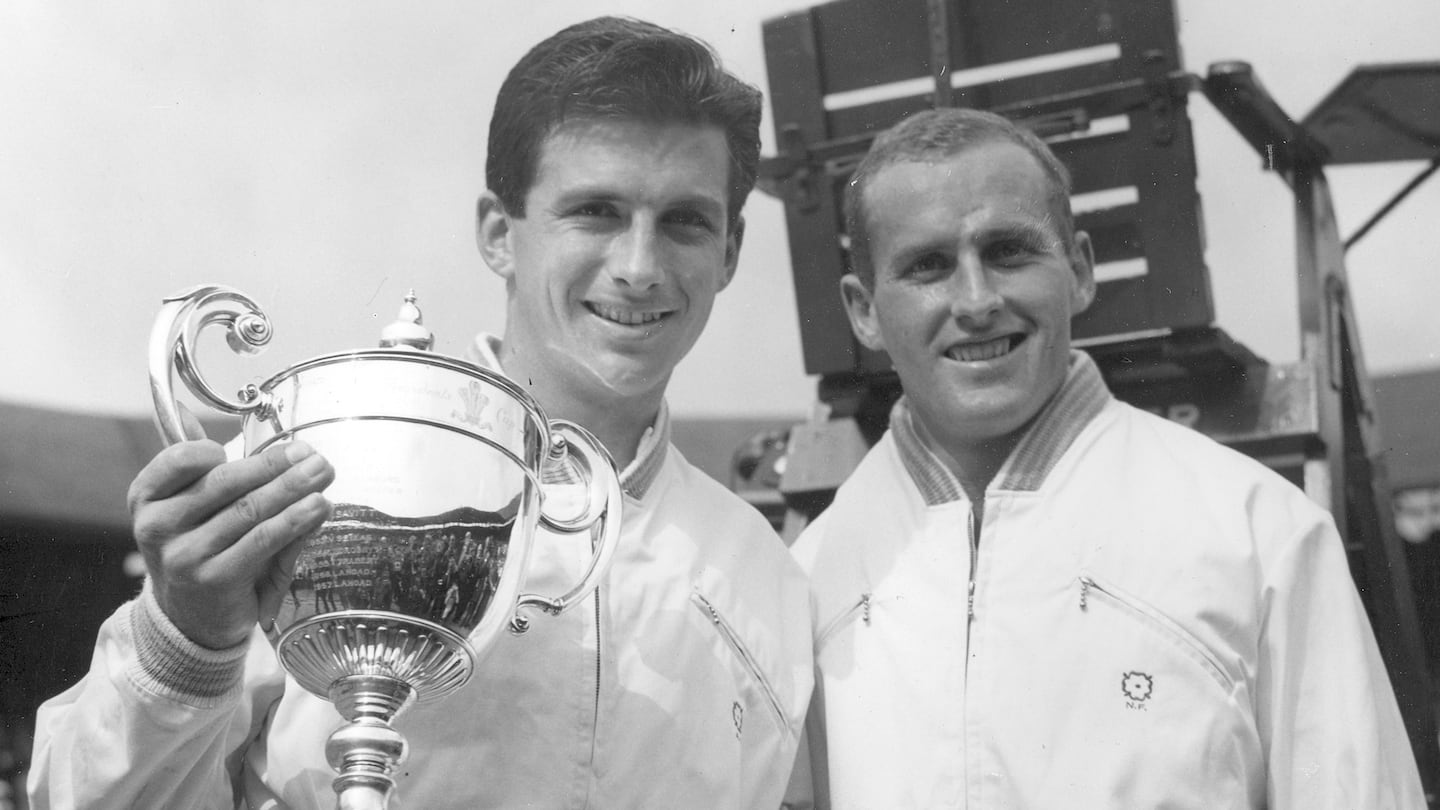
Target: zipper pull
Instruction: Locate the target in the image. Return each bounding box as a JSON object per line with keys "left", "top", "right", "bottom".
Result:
{"left": 861, "top": 593, "right": 872, "bottom": 626}
{"left": 967, "top": 580, "right": 976, "bottom": 620}
{"left": 1079, "top": 577, "right": 1091, "bottom": 610}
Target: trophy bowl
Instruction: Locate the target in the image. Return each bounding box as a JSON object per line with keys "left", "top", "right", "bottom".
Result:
{"left": 147, "top": 284, "right": 622, "bottom": 810}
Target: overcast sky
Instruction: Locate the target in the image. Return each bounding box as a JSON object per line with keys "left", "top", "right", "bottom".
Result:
{"left": 2, "top": 0, "right": 1437, "bottom": 420}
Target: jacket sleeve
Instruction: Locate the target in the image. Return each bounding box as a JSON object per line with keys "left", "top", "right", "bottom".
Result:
{"left": 1256, "top": 512, "right": 1428, "bottom": 809}
{"left": 27, "top": 581, "right": 284, "bottom": 810}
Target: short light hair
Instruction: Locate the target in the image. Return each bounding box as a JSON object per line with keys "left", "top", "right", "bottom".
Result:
{"left": 844, "top": 107, "right": 1075, "bottom": 287}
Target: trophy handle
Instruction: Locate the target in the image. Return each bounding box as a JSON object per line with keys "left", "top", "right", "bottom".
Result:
{"left": 148, "top": 284, "right": 275, "bottom": 444}
{"left": 511, "top": 420, "right": 623, "bottom": 632}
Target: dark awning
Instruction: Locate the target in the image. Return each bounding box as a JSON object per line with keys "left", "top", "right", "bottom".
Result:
{"left": 0, "top": 401, "right": 237, "bottom": 537}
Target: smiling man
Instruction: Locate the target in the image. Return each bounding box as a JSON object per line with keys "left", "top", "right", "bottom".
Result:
{"left": 788, "top": 108, "right": 1423, "bottom": 808}
{"left": 29, "top": 17, "right": 811, "bottom": 810}
{"left": 476, "top": 116, "right": 737, "bottom": 470}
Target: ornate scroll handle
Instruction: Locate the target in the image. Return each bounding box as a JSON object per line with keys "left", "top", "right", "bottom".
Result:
{"left": 148, "top": 284, "right": 274, "bottom": 445}
{"left": 511, "top": 421, "right": 623, "bottom": 632}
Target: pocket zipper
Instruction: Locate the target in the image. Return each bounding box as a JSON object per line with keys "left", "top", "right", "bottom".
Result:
{"left": 692, "top": 590, "right": 790, "bottom": 736}
{"left": 1078, "top": 575, "right": 1234, "bottom": 694}
{"left": 815, "top": 592, "right": 872, "bottom": 652}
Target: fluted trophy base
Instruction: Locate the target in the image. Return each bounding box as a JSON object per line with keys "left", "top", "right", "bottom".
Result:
{"left": 275, "top": 611, "right": 476, "bottom": 703}
{"left": 276, "top": 612, "right": 478, "bottom": 809}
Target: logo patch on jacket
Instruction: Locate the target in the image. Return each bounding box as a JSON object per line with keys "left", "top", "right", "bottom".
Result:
{"left": 1121, "top": 671, "right": 1154, "bottom": 708}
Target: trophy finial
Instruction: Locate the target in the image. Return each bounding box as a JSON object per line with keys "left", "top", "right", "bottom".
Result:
{"left": 379, "top": 289, "right": 435, "bottom": 351}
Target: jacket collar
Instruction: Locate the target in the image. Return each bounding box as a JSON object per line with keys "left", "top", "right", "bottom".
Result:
{"left": 891, "top": 350, "right": 1112, "bottom": 506}
{"left": 466, "top": 334, "right": 668, "bottom": 501}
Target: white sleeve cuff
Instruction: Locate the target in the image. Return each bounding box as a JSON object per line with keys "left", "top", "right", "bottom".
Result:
{"left": 128, "top": 579, "right": 250, "bottom": 708}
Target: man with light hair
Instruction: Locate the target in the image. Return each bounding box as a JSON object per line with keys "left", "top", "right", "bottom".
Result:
{"left": 790, "top": 106, "right": 1423, "bottom": 808}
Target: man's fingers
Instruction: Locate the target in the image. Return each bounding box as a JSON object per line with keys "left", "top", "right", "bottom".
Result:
{"left": 256, "top": 533, "right": 312, "bottom": 624}
{"left": 172, "top": 441, "right": 329, "bottom": 521}
{"left": 188, "top": 444, "right": 334, "bottom": 556}
{"left": 131, "top": 440, "right": 333, "bottom": 564}
{"left": 220, "top": 491, "right": 332, "bottom": 592}
{"left": 128, "top": 440, "right": 228, "bottom": 513}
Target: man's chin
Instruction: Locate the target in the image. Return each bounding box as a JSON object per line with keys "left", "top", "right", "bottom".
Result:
{"left": 930, "top": 389, "right": 1043, "bottom": 439}
{"left": 577, "top": 357, "right": 670, "bottom": 402}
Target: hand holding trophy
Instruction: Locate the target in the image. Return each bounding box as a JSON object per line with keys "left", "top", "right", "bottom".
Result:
{"left": 145, "top": 284, "right": 623, "bottom": 810}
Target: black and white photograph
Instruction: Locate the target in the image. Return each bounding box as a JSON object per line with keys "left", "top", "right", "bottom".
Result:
{"left": 2, "top": 1, "right": 1438, "bottom": 807}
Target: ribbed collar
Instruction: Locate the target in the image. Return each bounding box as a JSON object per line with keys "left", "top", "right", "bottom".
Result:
{"left": 465, "top": 334, "right": 668, "bottom": 500}
{"left": 891, "top": 350, "right": 1112, "bottom": 506}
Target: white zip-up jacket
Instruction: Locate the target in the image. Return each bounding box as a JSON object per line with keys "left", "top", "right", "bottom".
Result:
{"left": 791, "top": 352, "right": 1423, "bottom": 809}
{"left": 30, "top": 336, "right": 813, "bottom": 810}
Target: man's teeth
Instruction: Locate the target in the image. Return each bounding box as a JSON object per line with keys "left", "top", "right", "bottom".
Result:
{"left": 947, "top": 337, "right": 1013, "bottom": 362}
{"left": 591, "top": 304, "right": 665, "bottom": 325}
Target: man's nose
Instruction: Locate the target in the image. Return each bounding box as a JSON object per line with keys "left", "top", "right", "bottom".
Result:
{"left": 610, "top": 223, "right": 665, "bottom": 289}
{"left": 948, "top": 256, "right": 1003, "bottom": 324}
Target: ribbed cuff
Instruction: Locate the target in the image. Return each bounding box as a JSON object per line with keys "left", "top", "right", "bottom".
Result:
{"left": 129, "top": 580, "right": 249, "bottom": 707}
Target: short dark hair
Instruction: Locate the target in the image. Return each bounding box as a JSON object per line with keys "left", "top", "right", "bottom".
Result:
{"left": 844, "top": 107, "right": 1075, "bottom": 287}
{"left": 486, "top": 16, "right": 762, "bottom": 229}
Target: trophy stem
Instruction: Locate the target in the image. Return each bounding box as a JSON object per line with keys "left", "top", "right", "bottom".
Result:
{"left": 325, "top": 675, "right": 417, "bottom": 810}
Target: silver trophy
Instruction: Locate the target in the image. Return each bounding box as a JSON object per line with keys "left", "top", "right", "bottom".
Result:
{"left": 147, "top": 284, "right": 622, "bottom": 810}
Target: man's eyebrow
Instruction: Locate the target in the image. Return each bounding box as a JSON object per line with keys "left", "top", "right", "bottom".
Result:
{"left": 886, "top": 238, "right": 953, "bottom": 271}
{"left": 550, "top": 187, "right": 620, "bottom": 207}
{"left": 664, "top": 194, "right": 726, "bottom": 218}
{"left": 982, "top": 221, "right": 1058, "bottom": 247}
{"left": 549, "top": 188, "right": 726, "bottom": 218}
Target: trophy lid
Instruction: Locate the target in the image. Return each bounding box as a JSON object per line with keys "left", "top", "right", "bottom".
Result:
{"left": 379, "top": 290, "right": 435, "bottom": 351}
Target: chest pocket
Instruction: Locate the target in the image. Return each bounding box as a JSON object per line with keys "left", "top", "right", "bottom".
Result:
{"left": 690, "top": 588, "right": 790, "bottom": 741}
{"left": 1078, "top": 574, "right": 1235, "bottom": 696}
{"left": 1008, "top": 572, "right": 1260, "bottom": 806}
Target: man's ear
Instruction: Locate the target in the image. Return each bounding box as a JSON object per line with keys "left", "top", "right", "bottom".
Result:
{"left": 1069, "top": 230, "right": 1097, "bottom": 315}
{"left": 475, "top": 191, "right": 515, "bottom": 282}
{"left": 840, "top": 272, "right": 885, "bottom": 352}
{"left": 719, "top": 215, "right": 745, "bottom": 292}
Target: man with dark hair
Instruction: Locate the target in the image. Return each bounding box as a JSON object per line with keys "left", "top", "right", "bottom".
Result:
{"left": 30, "top": 17, "right": 811, "bottom": 809}
{"left": 485, "top": 15, "right": 761, "bottom": 234}
{"left": 789, "top": 107, "right": 1422, "bottom": 808}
